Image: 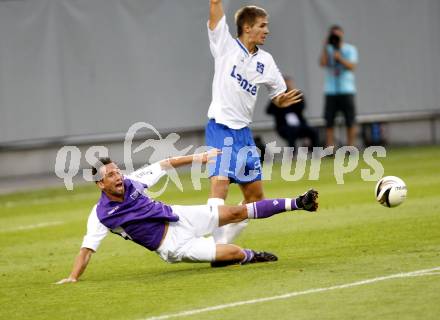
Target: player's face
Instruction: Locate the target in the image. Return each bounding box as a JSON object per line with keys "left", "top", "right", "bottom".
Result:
{"left": 97, "top": 163, "right": 124, "bottom": 199}
{"left": 248, "top": 16, "right": 269, "bottom": 45}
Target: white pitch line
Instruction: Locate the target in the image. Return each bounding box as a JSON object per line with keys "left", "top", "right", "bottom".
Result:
{"left": 0, "top": 221, "right": 64, "bottom": 233}
{"left": 143, "top": 266, "right": 440, "bottom": 320}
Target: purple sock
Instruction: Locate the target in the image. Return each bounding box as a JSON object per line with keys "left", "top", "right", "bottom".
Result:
{"left": 246, "top": 198, "right": 298, "bottom": 219}
{"left": 240, "top": 249, "right": 255, "bottom": 264}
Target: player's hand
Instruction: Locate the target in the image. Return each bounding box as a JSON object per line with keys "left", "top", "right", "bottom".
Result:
{"left": 194, "top": 149, "right": 221, "bottom": 164}
{"left": 55, "top": 277, "right": 78, "bottom": 285}
{"left": 274, "top": 88, "right": 303, "bottom": 108}
{"left": 333, "top": 50, "right": 342, "bottom": 62}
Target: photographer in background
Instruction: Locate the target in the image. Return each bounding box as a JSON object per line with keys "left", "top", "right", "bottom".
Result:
{"left": 319, "top": 25, "right": 358, "bottom": 148}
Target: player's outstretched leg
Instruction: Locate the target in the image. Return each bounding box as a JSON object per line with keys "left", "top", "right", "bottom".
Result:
{"left": 217, "top": 189, "right": 319, "bottom": 225}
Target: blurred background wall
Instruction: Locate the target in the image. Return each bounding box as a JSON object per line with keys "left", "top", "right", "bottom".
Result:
{"left": 0, "top": 0, "right": 439, "bottom": 179}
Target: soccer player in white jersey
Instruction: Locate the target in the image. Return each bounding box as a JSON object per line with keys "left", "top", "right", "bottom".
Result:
{"left": 206, "top": 0, "right": 304, "bottom": 245}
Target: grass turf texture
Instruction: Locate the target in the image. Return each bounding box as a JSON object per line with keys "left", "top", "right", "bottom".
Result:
{"left": 0, "top": 146, "right": 439, "bottom": 320}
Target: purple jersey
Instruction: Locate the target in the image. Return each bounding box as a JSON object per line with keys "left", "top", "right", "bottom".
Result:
{"left": 96, "top": 178, "right": 179, "bottom": 250}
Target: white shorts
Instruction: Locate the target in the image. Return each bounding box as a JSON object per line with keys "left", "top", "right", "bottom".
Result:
{"left": 155, "top": 205, "right": 219, "bottom": 263}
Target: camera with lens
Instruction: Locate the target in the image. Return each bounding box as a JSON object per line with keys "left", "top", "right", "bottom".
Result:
{"left": 328, "top": 33, "right": 341, "bottom": 50}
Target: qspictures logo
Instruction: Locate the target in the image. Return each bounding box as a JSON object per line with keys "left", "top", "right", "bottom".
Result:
{"left": 55, "top": 122, "right": 386, "bottom": 196}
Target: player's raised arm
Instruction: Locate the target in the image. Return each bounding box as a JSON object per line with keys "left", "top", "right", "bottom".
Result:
{"left": 208, "top": 0, "right": 224, "bottom": 30}
{"left": 127, "top": 149, "right": 221, "bottom": 187}
{"left": 56, "top": 247, "right": 94, "bottom": 284}
{"left": 160, "top": 149, "right": 221, "bottom": 170}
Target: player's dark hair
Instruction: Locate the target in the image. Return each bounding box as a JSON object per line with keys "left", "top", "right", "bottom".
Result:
{"left": 235, "top": 6, "right": 267, "bottom": 37}
{"left": 91, "top": 157, "right": 113, "bottom": 182}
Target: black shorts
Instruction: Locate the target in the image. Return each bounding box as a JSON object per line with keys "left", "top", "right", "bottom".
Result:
{"left": 324, "top": 94, "right": 356, "bottom": 128}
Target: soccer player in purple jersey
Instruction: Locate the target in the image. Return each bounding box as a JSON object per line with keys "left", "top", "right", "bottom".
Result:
{"left": 57, "top": 150, "right": 318, "bottom": 284}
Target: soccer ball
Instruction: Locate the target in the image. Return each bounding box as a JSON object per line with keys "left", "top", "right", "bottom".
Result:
{"left": 375, "top": 176, "right": 407, "bottom": 208}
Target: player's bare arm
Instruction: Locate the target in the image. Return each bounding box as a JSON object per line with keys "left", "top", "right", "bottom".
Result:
{"left": 208, "top": 0, "right": 224, "bottom": 30}
{"left": 272, "top": 88, "right": 303, "bottom": 108}
{"left": 160, "top": 149, "right": 221, "bottom": 170}
{"left": 56, "top": 247, "right": 94, "bottom": 284}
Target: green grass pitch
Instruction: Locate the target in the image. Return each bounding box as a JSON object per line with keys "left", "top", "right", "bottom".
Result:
{"left": 0, "top": 146, "right": 439, "bottom": 319}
